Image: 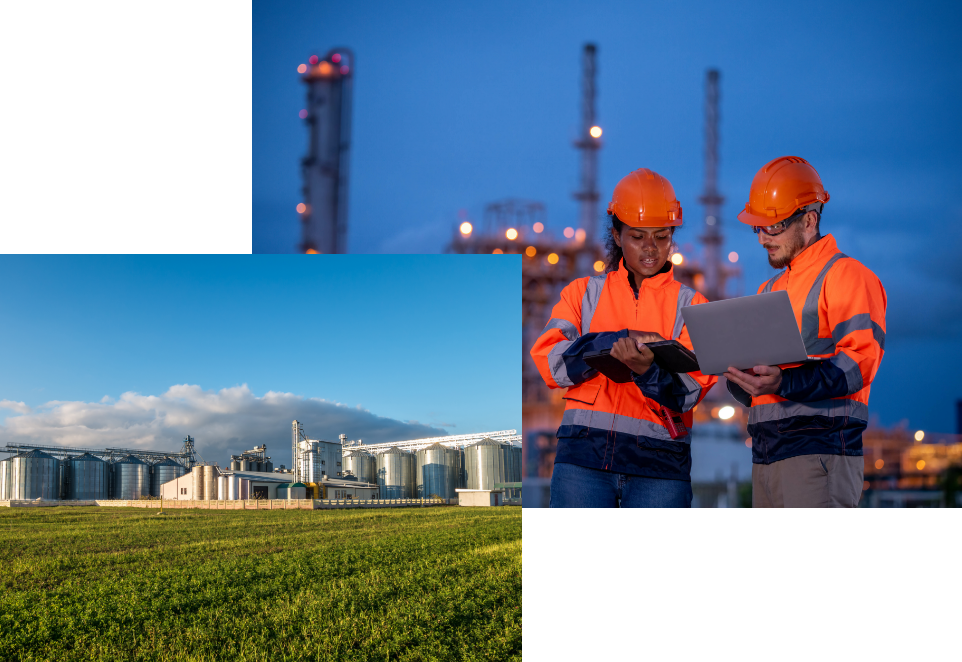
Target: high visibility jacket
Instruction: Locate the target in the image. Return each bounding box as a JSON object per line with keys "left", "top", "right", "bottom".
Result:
{"left": 530, "top": 260, "right": 718, "bottom": 481}
{"left": 730, "top": 234, "right": 887, "bottom": 464}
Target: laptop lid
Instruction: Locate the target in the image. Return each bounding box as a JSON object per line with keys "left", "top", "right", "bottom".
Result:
{"left": 679, "top": 290, "right": 809, "bottom": 376}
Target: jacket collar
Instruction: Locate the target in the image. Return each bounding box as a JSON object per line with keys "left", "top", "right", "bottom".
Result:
{"left": 787, "top": 234, "right": 838, "bottom": 272}
{"left": 612, "top": 257, "right": 676, "bottom": 290}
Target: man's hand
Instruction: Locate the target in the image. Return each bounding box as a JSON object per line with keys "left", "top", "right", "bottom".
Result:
{"left": 724, "top": 365, "right": 782, "bottom": 396}
{"left": 611, "top": 336, "right": 655, "bottom": 376}
{"left": 628, "top": 330, "right": 666, "bottom": 344}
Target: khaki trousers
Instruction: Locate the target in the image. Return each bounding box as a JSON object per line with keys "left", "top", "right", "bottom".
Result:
{"left": 752, "top": 454, "right": 863, "bottom": 508}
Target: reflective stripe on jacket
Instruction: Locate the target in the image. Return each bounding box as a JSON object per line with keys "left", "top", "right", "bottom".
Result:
{"left": 530, "top": 260, "right": 718, "bottom": 481}
{"left": 735, "top": 234, "right": 887, "bottom": 464}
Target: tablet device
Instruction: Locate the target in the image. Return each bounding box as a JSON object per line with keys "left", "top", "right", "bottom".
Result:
{"left": 583, "top": 348, "right": 633, "bottom": 383}
{"left": 583, "top": 340, "right": 701, "bottom": 382}
{"left": 679, "top": 290, "right": 809, "bottom": 376}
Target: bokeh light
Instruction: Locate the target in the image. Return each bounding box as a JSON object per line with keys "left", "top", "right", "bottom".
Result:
{"left": 492, "top": 248, "right": 503, "bottom": 254}
{"left": 297, "top": 64, "right": 307, "bottom": 74}
{"left": 862, "top": 481, "right": 870, "bottom": 491}
{"left": 593, "top": 260, "right": 605, "bottom": 272}
{"left": 533, "top": 222, "right": 544, "bottom": 233}
{"left": 305, "top": 248, "right": 319, "bottom": 254}
{"left": 319, "top": 61, "right": 333, "bottom": 75}
{"left": 875, "top": 459, "right": 884, "bottom": 469}
{"left": 525, "top": 246, "right": 537, "bottom": 257}
{"left": 718, "top": 406, "right": 735, "bottom": 420}
{"left": 547, "top": 253, "right": 559, "bottom": 265}
{"left": 309, "top": 55, "right": 319, "bottom": 65}
{"left": 296, "top": 203, "right": 307, "bottom": 214}
{"left": 575, "top": 228, "right": 586, "bottom": 242}
{"left": 459, "top": 221, "right": 472, "bottom": 235}
{"left": 917, "top": 459, "right": 926, "bottom": 470}
{"left": 915, "top": 430, "right": 925, "bottom": 442}
{"left": 505, "top": 228, "right": 518, "bottom": 240}
{"left": 671, "top": 253, "right": 684, "bottom": 265}
{"left": 744, "top": 438, "right": 752, "bottom": 447}
{"left": 298, "top": 109, "right": 308, "bottom": 119}
{"left": 563, "top": 227, "right": 574, "bottom": 239}
{"left": 331, "top": 53, "right": 341, "bottom": 63}
{"left": 728, "top": 251, "right": 738, "bottom": 263}
{"left": 340, "top": 65, "right": 350, "bottom": 75}
{"left": 589, "top": 126, "right": 602, "bottom": 138}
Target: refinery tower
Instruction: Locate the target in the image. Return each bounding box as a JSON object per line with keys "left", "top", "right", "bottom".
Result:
{"left": 298, "top": 48, "right": 354, "bottom": 254}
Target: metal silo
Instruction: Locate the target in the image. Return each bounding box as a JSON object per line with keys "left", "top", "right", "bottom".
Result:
{"left": 377, "top": 447, "right": 415, "bottom": 499}
{"left": 343, "top": 450, "right": 376, "bottom": 484}
{"left": 202, "top": 465, "right": 218, "bottom": 500}
{"left": 500, "top": 443, "right": 521, "bottom": 484}
{"left": 465, "top": 438, "right": 505, "bottom": 490}
{"left": 191, "top": 465, "right": 204, "bottom": 499}
{"left": 230, "top": 459, "right": 240, "bottom": 471}
{"left": 264, "top": 460, "right": 274, "bottom": 473}
{"left": 8, "top": 450, "right": 60, "bottom": 500}
{"left": 416, "top": 443, "right": 456, "bottom": 499}
{"left": 0, "top": 457, "right": 11, "bottom": 500}
{"left": 112, "top": 455, "right": 150, "bottom": 500}
{"left": 150, "top": 457, "right": 186, "bottom": 497}
{"left": 65, "top": 453, "right": 109, "bottom": 500}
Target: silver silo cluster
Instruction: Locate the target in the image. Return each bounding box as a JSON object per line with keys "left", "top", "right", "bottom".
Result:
{"left": 343, "top": 449, "right": 376, "bottom": 484}
{"left": 3, "top": 450, "right": 60, "bottom": 500}
{"left": 65, "top": 453, "right": 109, "bottom": 500}
{"left": 150, "top": 457, "right": 186, "bottom": 497}
{"left": 112, "top": 455, "right": 150, "bottom": 499}
{"left": 416, "top": 442, "right": 458, "bottom": 499}
{"left": 464, "top": 438, "right": 506, "bottom": 490}
{"left": 377, "top": 447, "right": 415, "bottom": 498}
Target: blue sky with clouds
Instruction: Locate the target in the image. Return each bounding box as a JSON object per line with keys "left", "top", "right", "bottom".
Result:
{"left": 254, "top": 0, "right": 961, "bottom": 433}
{"left": 0, "top": 255, "right": 519, "bottom": 463}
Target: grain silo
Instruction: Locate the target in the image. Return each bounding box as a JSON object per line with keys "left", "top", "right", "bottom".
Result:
{"left": 416, "top": 442, "right": 457, "bottom": 499}
{"left": 8, "top": 450, "right": 60, "bottom": 500}
{"left": 112, "top": 455, "right": 150, "bottom": 499}
{"left": 191, "top": 465, "right": 205, "bottom": 500}
{"left": 377, "top": 447, "right": 415, "bottom": 498}
{"left": 202, "top": 465, "right": 218, "bottom": 501}
{"left": 343, "top": 449, "right": 376, "bottom": 483}
{"left": 150, "top": 457, "right": 186, "bottom": 497}
{"left": 65, "top": 453, "right": 109, "bottom": 500}
{"left": 464, "top": 438, "right": 505, "bottom": 490}
{"left": 0, "top": 456, "right": 12, "bottom": 500}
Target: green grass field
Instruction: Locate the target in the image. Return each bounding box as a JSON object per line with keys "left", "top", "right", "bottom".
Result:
{"left": 0, "top": 506, "right": 521, "bottom": 661}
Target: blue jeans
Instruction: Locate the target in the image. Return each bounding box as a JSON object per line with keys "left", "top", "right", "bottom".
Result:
{"left": 549, "top": 462, "right": 692, "bottom": 508}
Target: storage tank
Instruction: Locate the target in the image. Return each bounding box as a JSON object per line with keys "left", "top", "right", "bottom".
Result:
{"left": 455, "top": 448, "right": 467, "bottom": 488}
{"left": 500, "top": 443, "right": 522, "bottom": 484}
{"left": 464, "top": 438, "right": 505, "bottom": 490}
{"left": 230, "top": 459, "right": 240, "bottom": 471}
{"left": 0, "top": 456, "right": 12, "bottom": 500}
{"left": 227, "top": 475, "right": 239, "bottom": 500}
{"left": 377, "top": 447, "right": 415, "bottom": 498}
{"left": 202, "top": 465, "right": 218, "bottom": 501}
{"left": 111, "top": 455, "right": 150, "bottom": 500}
{"left": 191, "top": 465, "right": 205, "bottom": 500}
{"left": 511, "top": 445, "right": 522, "bottom": 482}
{"left": 264, "top": 460, "right": 273, "bottom": 473}
{"left": 217, "top": 475, "right": 227, "bottom": 500}
{"left": 343, "top": 450, "right": 376, "bottom": 484}
{"left": 150, "top": 457, "right": 186, "bottom": 497}
{"left": 8, "top": 450, "right": 60, "bottom": 500}
{"left": 65, "top": 452, "right": 109, "bottom": 500}
{"left": 239, "top": 459, "right": 251, "bottom": 472}
{"left": 416, "top": 443, "right": 457, "bottom": 499}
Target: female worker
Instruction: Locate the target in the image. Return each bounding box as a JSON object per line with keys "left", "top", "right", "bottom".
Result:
{"left": 530, "top": 168, "right": 717, "bottom": 507}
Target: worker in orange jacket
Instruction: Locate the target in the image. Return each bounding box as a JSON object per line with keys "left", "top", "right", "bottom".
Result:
{"left": 530, "top": 168, "right": 718, "bottom": 507}
{"left": 725, "top": 156, "right": 887, "bottom": 507}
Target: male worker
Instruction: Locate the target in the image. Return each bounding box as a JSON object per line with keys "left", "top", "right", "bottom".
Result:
{"left": 724, "top": 156, "right": 886, "bottom": 508}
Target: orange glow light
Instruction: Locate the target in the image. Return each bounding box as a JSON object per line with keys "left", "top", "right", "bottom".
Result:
{"left": 917, "top": 460, "right": 926, "bottom": 470}
{"left": 862, "top": 481, "right": 870, "bottom": 491}
{"left": 593, "top": 260, "right": 605, "bottom": 272}
{"left": 533, "top": 222, "right": 544, "bottom": 233}
{"left": 914, "top": 430, "right": 925, "bottom": 442}
{"left": 589, "top": 126, "right": 603, "bottom": 138}
{"left": 505, "top": 228, "right": 518, "bottom": 240}
{"left": 575, "top": 228, "right": 586, "bottom": 242}
{"left": 297, "top": 64, "right": 307, "bottom": 74}
{"left": 305, "top": 249, "right": 319, "bottom": 254}
{"left": 459, "top": 221, "right": 473, "bottom": 235}
{"left": 492, "top": 248, "right": 503, "bottom": 254}
{"left": 563, "top": 227, "right": 574, "bottom": 239}
{"left": 525, "top": 246, "right": 537, "bottom": 257}
{"left": 875, "top": 459, "right": 884, "bottom": 470}
{"left": 296, "top": 203, "right": 307, "bottom": 214}
{"left": 728, "top": 251, "right": 739, "bottom": 263}
{"left": 745, "top": 438, "right": 752, "bottom": 448}
{"left": 319, "top": 61, "right": 333, "bottom": 75}
{"left": 671, "top": 253, "right": 684, "bottom": 265}
{"left": 547, "top": 253, "right": 559, "bottom": 265}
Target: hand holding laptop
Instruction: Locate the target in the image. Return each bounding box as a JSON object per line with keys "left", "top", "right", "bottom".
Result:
{"left": 724, "top": 365, "right": 783, "bottom": 396}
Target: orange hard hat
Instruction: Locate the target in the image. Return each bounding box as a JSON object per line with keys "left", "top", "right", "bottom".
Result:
{"left": 607, "top": 168, "right": 682, "bottom": 227}
{"left": 737, "top": 156, "right": 830, "bottom": 226}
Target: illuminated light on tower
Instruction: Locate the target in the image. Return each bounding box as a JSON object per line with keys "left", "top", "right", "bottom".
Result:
{"left": 915, "top": 430, "right": 925, "bottom": 442}
{"left": 525, "top": 246, "right": 537, "bottom": 257}
{"left": 547, "top": 253, "right": 559, "bottom": 264}
{"left": 296, "top": 203, "right": 307, "bottom": 214}
{"left": 505, "top": 228, "right": 518, "bottom": 240}
{"left": 299, "top": 48, "right": 354, "bottom": 254}
{"left": 459, "top": 221, "right": 473, "bottom": 235}
{"left": 589, "top": 126, "right": 602, "bottom": 138}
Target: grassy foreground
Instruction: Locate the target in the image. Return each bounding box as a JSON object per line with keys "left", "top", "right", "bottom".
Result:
{"left": 0, "top": 506, "right": 521, "bottom": 661}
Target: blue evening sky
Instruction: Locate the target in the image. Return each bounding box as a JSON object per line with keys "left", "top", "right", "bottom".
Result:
{"left": 254, "top": 0, "right": 961, "bottom": 434}
{"left": 0, "top": 256, "right": 520, "bottom": 459}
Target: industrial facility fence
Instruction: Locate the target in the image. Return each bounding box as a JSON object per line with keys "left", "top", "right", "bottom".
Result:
{"left": 0, "top": 498, "right": 453, "bottom": 510}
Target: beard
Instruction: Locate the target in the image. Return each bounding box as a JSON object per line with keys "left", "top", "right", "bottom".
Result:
{"left": 764, "top": 224, "right": 806, "bottom": 269}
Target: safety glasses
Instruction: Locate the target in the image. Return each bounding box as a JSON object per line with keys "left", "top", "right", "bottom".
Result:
{"left": 751, "top": 210, "right": 805, "bottom": 236}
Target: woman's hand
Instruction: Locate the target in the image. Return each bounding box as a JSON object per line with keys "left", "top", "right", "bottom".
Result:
{"left": 611, "top": 336, "right": 655, "bottom": 376}
{"left": 628, "top": 330, "right": 665, "bottom": 344}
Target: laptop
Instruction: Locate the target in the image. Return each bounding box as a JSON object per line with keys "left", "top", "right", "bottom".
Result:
{"left": 679, "top": 290, "right": 810, "bottom": 376}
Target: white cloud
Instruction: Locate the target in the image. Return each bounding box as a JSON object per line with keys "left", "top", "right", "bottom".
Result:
{"left": 0, "top": 384, "right": 448, "bottom": 465}
{"left": 0, "top": 400, "right": 31, "bottom": 415}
